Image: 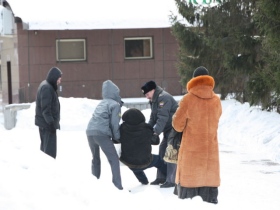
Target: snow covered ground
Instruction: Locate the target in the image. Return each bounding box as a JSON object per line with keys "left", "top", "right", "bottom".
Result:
{"left": 0, "top": 96, "right": 280, "bottom": 210}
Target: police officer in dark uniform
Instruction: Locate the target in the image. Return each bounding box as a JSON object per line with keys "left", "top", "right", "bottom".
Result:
{"left": 141, "top": 81, "right": 178, "bottom": 188}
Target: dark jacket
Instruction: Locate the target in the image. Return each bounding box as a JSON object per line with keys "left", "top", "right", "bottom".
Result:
{"left": 35, "top": 67, "right": 62, "bottom": 129}
{"left": 148, "top": 86, "right": 178, "bottom": 136}
{"left": 119, "top": 108, "right": 155, "bottom": 169}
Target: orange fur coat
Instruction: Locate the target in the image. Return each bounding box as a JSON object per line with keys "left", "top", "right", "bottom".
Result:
{"left": 172, "top": 75, "right": 222, "bottom": 187}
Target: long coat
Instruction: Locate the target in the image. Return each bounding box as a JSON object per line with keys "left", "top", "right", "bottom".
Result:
{"left": 172, "top": 75, "right": 222, "bottom": 187}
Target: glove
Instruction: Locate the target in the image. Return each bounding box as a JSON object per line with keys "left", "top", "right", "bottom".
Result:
{"left": 112, "top": 139, "right": 120, "bottom": 144}
{"left": 151, "top": 133, "right": 160, "bottom": 145}
{"left": 49, "top": 123, "right": 56, "bottom": 133}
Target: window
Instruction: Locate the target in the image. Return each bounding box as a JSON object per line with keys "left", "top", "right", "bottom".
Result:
{"left": 56, "top": 39, "right": 86, "bottom": 62}
{"left": 124, "top": 37, "right": 153, "bottom": 59}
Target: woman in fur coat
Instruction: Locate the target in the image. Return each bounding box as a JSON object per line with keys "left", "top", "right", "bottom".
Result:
{"left": 172, "top": 66, "right": 222, "bottom": 204}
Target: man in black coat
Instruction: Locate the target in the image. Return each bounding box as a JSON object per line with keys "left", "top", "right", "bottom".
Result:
{"left": 35, "top": 67, "right": 62, "bottom": 158}
{"left": 119, "top": 108, "right": 167, "bottom": 185}
{"left": 141, "top": 80, "right": 178, "bottom": 188}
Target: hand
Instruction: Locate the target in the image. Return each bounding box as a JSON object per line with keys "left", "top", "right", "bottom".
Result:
{"left": 151, "top": 133, "right": 159, "bottom": 145}
{"left": 49, "top": 123, "right": 56, "bottom": 133}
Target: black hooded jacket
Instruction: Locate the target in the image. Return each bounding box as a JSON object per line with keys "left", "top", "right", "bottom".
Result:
{"left": 35, "top": 67, "right": 62, "bottom": 129}
{"left": 119, "top": 108, "right": 154, "bottom": 169}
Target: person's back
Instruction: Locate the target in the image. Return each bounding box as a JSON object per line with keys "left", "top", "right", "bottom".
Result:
{"left": 119, "top": 108, "right": 153, "bottom": 168}
{"left": 119, "top": 108, "right": 166, "bottom": 185}
{"left": 86, "top": 80, "right": 122, "bottom": 139}
{"left": 172, "top": 66, "right": 222, "bottom": 204}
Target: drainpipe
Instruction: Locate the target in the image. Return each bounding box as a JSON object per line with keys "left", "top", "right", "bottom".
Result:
{"left": 27, "top": 30, "right": 30, "bottom": 102}
{"left": 56, "top": 31, "right": 63, "bottom": 96}
{"left": 162, "top": 28, "right": 167, "bottom": 90}
{"left": 111, "top": 29, "right": 114, "bottom": 80}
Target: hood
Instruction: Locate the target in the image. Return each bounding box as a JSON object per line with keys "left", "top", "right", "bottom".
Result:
{"left": 102, "top": 80, "right": 121, "bottom": 103}
{"left": 122, "top": 108, "right": 145, "bottom": 125}
{"left": 187, "top": 75, "right": 215, "bottom": 99}
{"left": 46, "top": 67, "right": 62, "bottom": 90}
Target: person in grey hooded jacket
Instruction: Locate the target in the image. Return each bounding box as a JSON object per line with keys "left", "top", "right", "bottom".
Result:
{"left": 35, "top": 66, "right": 62, "bottom": 159}
{"left": 86, "top": 80, "right": 123, "bottom": 190}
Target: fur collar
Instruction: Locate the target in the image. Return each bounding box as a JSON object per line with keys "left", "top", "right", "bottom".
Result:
{"left": 187, "top": 75, "right": 215, "bottom": 91}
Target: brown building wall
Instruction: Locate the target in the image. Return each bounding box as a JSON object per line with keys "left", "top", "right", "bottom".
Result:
{"left": 0, "top": 33, "right": 20, "bottom": 107}
{"left": 13, "top": 25, "right": 182, "bottom": 103}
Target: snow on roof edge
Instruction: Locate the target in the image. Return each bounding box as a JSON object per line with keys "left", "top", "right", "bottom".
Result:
{"left": 22, "top": 20, "right": 174, "bottom": 30}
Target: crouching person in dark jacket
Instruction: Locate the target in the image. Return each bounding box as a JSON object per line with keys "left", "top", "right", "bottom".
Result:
{"left": 35, "top": 67, "right": 62, "bottom": 159}
{"left": 118, "top": 108, "right": 167, "bottom": 185}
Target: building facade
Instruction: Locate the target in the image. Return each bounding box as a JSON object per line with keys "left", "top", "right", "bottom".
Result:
{"left": 0, "top": 3, "right": 182, "bottom": 107}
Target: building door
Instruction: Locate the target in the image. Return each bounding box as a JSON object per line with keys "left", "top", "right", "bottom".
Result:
{"left": 0, "top": 64, "right": 2, "bottom": 108}
{"left": 7, "top": 61, "right": 12, "bottom": 104}
{"left": 0, "top": 64, "right": 2, "bottom": 92}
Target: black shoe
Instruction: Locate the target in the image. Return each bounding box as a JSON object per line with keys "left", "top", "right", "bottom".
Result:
{"left": 160, "top": 182, "right": 175, "bottom": 188}
{"left": 150, "top": 178, "right": 165, "bottom": 185}
{"left": 141, "top": 180, "right": 149, "bottom": 185}
{"left": 210, "top": 199, "right": 218, "bottom": 204}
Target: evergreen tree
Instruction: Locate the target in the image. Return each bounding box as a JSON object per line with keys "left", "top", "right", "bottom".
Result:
{"left": 249, "top": 0, "right": 280, "bottom": 112}
{"left": 171, "top": 0, "right": 261, "bottom": 101}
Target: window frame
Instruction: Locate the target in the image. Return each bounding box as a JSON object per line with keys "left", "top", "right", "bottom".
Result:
{"left": 124, "top": 37, "right": 153, "bottom": 60}
{"left": 56, "top": 39, "right": 87, "bottom": 62}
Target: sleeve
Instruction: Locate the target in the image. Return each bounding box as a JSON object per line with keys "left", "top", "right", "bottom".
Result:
{"left": 153, "top": 95, "right": 172, "bottom": 135}
{"left": 148, "top": 101, "right": 155, "bottom": 126}
{"left": 41, "top": 86, "right": 54, "bottom": 124}
{"left": 119, "top": 123, "right": 125, "bottom": 143}
{"left": 110, "top": 103, "right": 121, "bottom": 140}
{"left": 172, "top": 95, "right": 189, "bottom": 132}
{"left": 148, "top": 115, "right": 155, "bottom": 128}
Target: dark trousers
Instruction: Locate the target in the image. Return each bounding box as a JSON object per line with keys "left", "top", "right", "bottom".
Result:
{"left": 129, "top": 154, "right": 167, "bottom": 184}
{"left": 157, "top": 130, "right": 177, "bottom": 183}
{"left": 39, "top": 127, "right": 57, "bottom": 159}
